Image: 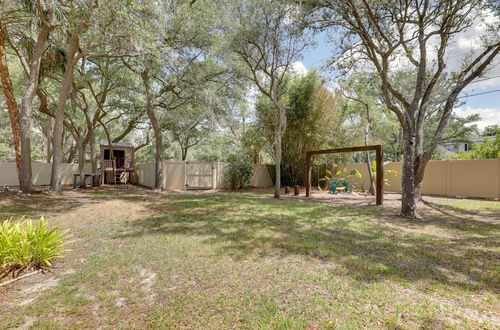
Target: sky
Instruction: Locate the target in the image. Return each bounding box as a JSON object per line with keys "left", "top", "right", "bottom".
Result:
{"left": 298, "top": 28, "right": 500, "bottom": 131}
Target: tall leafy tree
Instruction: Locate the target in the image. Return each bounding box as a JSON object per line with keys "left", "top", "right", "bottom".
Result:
{"left": 0, "top": 8, "right": 21, "bottom": 179}
{"left": 3, "top": 1, "right": 57, "bottom": 193}
{"left": 252, "top": 71, "right": 346, "bottom": 186}
{"left": 48, "top": 1, "right": 141, "bottom": 192}
{"left": 123, "top": 0, "right": 227, "bottom": 189}
{"left": 308, "top": 0, "right": 500, "bottom": 218}
{"left": 227, "top": 0, "right": 310, "bottom": 198}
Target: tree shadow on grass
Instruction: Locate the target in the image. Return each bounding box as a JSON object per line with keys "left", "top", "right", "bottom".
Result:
{"left": 114, "top": 194, "right": 500, "bottom": 294}
{"left": 0, "top": 193, "right": 84, "bottom": 219}
{"left": 419, "top": 199, "right": 499, "bottom": 235}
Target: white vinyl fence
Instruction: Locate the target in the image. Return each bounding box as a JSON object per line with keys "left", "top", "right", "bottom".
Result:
{"left": 136, "top": 160, "right": 273, "bottom": 190}
{"left": 335, "top": 159, "right": 500, "bottom": 199}
{"left": 0, "top": 162, "right": 91, "bottom": 186}
{"left": 4, "top": 159, "right": 495, "bottom": 199}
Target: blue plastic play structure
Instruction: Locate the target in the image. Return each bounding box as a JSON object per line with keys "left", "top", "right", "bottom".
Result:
{"left": 330, "top": 180, "right": 349, "bottom": 194}
{"left": 330, "top": 181, "right": 338, "bottom": 194}
{"left": 342, "top": 180, "right": 349, "bottom": 192}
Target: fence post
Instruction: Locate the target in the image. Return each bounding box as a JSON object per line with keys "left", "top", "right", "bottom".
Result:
{"left": 375, "top": 146, "right": 383, "bottom": 205}
{"left": 305, "top": 152, "right": 312, "bottom": 197}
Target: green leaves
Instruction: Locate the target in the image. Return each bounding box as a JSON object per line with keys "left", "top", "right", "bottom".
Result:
{"left": 371, "top": 160, "right": 398, "bottom": 187}
{"left": 0, "top": 217, "right": 70, "bottom": 279}
{"left": 225, "top": 155, "right": 253, "bottom": 189}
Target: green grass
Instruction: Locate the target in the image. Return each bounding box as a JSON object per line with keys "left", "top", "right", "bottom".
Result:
{"left": 437, "top": 199, "right": 500, "bottom": 212}
{"left": 0, "top": 190, "right": 499, "bottom": 329}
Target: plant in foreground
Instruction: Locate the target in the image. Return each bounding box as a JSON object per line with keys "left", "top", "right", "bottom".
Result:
{"left": 0, "top": 217, "right": 69, "bottom": 279}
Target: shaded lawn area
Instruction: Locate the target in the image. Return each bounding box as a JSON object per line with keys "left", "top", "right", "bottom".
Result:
{"left": 0, "top": 188, "right": 499, "bottom": 329}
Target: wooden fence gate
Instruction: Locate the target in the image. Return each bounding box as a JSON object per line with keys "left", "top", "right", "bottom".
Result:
{"left": 184, "top": 161, "right": 215, "bottom": 190}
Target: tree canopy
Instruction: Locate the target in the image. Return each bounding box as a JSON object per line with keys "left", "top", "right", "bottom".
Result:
{"left": 0, "top": 0, "right": 498, "bottom": 218}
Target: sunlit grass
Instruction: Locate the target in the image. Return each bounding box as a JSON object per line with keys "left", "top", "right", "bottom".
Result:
{"left": 0, "top": 191, "right": 498, "bottom": 329}
{"left": 438, "top": 199, "right": 500, "bottom": 212}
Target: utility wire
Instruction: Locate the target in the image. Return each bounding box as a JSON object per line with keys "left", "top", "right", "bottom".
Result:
{"left": 457, "top": 88, "right": 500, "bottom": 98}
{"left": 470, "top": 75, "right": 500, "bottom": 83}
{"left": 429, "top": 88, "right": 500, "bottom": 104}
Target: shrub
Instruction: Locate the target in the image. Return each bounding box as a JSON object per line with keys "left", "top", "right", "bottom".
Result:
{"left": 452, "top": 133, "right": 500, "bottom": 160}
{"left": 225, "top": 156, "right": 253, "bottom": 189}
{"left": 0, "top": 217, "right": 69, "bottom": 279}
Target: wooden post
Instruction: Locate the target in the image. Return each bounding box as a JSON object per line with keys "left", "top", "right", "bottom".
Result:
{"left": 294, "top": 185, "right": 299, "bottom": 196}
{"left": 305, "top": 151, "right": 312, "bottom": 197}
{"left": 285, "top": 186, "right": 289, "bottom": 194}
{"left": 376, "top": 146, "right": 383, "bottom": 205}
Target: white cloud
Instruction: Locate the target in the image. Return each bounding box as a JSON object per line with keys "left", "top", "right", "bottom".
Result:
{"left": 291, "top": 61, "right": 308, "bottom": 77}
{"left": 454, "top": 106, "right": 500, "bottom": 129}
{"left": 337, "top": 7, "right": 500, "bottom": 92}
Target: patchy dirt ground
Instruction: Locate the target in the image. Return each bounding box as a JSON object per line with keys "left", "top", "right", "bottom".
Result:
{"left": 0, "top": 186, "right": 499, "bottom": 329}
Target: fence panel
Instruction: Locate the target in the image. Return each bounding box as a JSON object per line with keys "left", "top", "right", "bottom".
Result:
{"left": 7, "top": 159, "right": 495, "bottom": 198}
{"left": 0, "top": 162, "right": 91, "bottom": 186}
{"left": 448, "top": 159, "right": 500, "bottom": 198}
{"left": 136, "top": 162, "right": 155, "bottom": 188}
{"left": 185, "top": 162, "right": 214, "bottom": 189}
{"left": 342, "top": 159, "right": 499, "bottom": 199}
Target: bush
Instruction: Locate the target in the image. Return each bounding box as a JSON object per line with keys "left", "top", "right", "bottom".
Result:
{"left": 0, "top": 217, "right": 69, "bottom": 279}
{"left": 225, "top": 157, "right": 253, "bottom": 189}
{"left": 452, "top": 133, "right": 500, "bottom": 160}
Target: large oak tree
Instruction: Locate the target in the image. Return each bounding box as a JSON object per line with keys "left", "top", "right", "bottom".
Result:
{"left": 309, "top": 0, "right": 499, "bottom": 217}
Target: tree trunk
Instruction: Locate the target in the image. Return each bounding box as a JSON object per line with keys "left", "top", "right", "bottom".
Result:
{"left": 0, "top": 30, "right": 21, "bottom": 178}
{"left": 36, "top": 90, "right": 52, "bottom": 163}
{"left": 413, "top": 154, "right": 428, "bottom": 204}
{"left": 273, "top": 104, "right": 286, "bottom": 198}
{"left": 181, "top": 147, "right": 187, "bottom": 161}
{"left": 142, "top": 72, "right": 163, "bottom": 190}
{"left": 50, "top": 35, "right": 79, "bottom": 193}
{"left": 44, "top": 120, "right": 52, "bottom": 163}
{"left": 400, "top": 129, "right": 419, "bottom": 218}
{"left": 366, "top": 151, "right": 375, "bottom": 195}
{"left": 66, "top": 140, "right": 77, "bottom": 163}
{"left": 89, "top": 128, "right": 97, "bottom": 173}
{"left": 274, "top": 131, "right": 282, "bottom": 198}
{"left": 76, "top": 139, "right": 85, "bottom": 188}
{"left": 46, "top": 138, "right": 52, "bottom": 163}
{"left": 364, "top": 122, "right": 375, "bottom": 195}
{"left": 83, "top": 110, "right": 97, "bottom": 184}
{"left": 150, "top": 115, "right": 163, "bottom": 190}
{"left": 19, "top": 17, "right": 53, "bottom": 193}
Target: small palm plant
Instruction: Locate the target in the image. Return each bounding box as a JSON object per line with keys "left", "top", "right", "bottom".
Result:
{"left": 0, "top": 217, "right": 69, "bottom": 279}
{"left": 371, "top": 161, "right": 398, "bottom": 187}
{"left": 318, "top": 169, "right": 334, "bottom": 191}
{"left": 319, "top": 167, "right": 363, "bottom": 192}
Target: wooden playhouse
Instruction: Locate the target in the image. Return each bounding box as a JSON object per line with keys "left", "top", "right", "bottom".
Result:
{"left": 100, "top": 142, "right": 135, "bottom": 185}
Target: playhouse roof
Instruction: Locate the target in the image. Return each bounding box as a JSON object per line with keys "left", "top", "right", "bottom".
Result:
{"left": 100, "top": 141, "right": 134, "bottom": 148}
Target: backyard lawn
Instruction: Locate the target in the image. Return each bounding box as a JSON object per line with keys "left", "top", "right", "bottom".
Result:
{"left": 0, "top": 188, "right": 499, "bottom": 329}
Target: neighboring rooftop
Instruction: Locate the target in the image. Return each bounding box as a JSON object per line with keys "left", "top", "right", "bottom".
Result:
{"left": 442, "top": 135, "right": 495, "bottom": 154}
